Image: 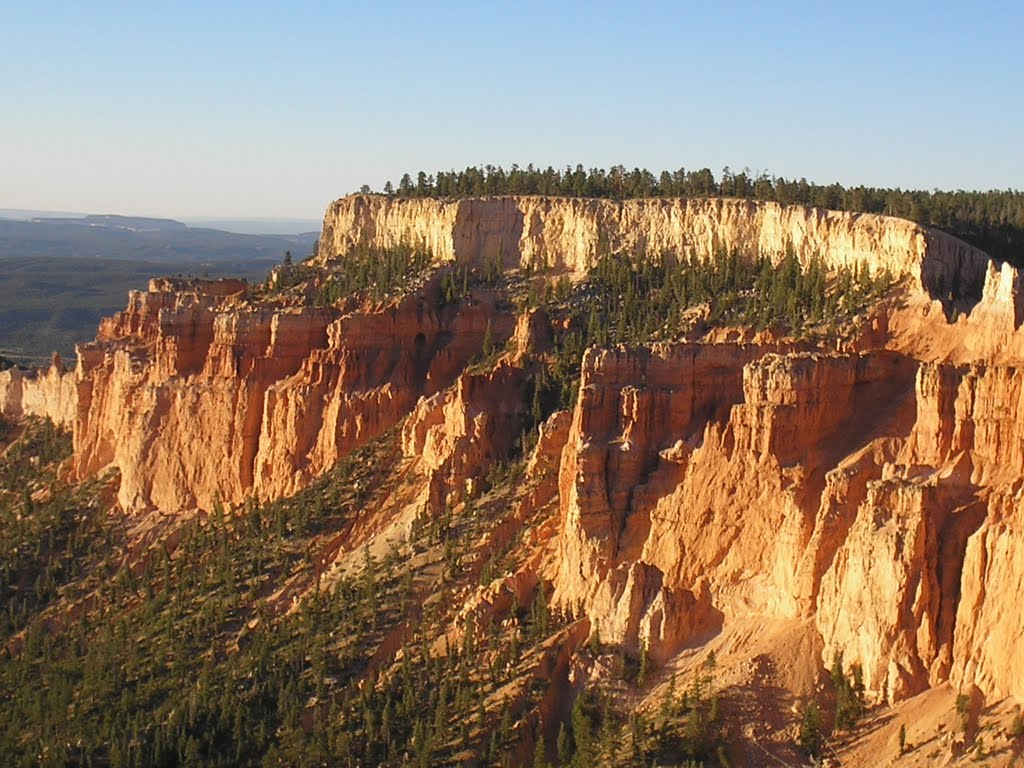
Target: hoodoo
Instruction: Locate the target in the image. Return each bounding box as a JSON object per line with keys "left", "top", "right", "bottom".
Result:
{"left": 4, "top": 193, "right": 1023, "bottom": 765}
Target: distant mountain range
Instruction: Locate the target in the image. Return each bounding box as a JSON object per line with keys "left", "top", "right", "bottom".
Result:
{"left": 0, "top": 213, "right": 318, "bottom": 263}
{"left": 0, "top": 210, "right": 321, "bottom": 236}
{"left": 0, "top": 213, "right": 319, "bottom": 365}
{"left": 180, "top": 217, "right": 322, "bottom": 235}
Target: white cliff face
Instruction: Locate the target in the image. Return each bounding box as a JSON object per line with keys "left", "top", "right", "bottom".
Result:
{"left": 320, "top": 195, "right": 991, "bottom": 299}
{"left": 0, "top": 360, "right": 76, "bottom": 427}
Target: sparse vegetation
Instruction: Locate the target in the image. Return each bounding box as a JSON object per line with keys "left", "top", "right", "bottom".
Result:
{"left": 0, "top": 417, "right": 87, "bottom": 638}
{"left": 956, "top": 691, "right": 971, "bottom": 733}
{"left": 523, "top": 247, "right": 896, "bottom": 413}
{"left": 0, "top": 407, "right": 759, "bottom": 767}
{"left": 312, "top": 243, "right": 433, "bottom": 303}
{"left": 1010, "top": 707, "right": 1023, "bottom": 739}
{"left": 0, "top": 419, "right": 579, "bottom": 766}
{"left": 604, "top": 651, "right": 731, "bottom": 767}
{"left": 0, "top": 209, "right": 919, "bottom": 767}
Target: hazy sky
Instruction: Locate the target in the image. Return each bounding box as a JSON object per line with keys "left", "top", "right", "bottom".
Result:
{"left": 3, "top": 1, "right": 1021, "bottom": 219}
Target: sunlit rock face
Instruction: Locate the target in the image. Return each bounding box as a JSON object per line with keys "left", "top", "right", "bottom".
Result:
{"left": 0, "top": 354, "right": 76, "bottom": 427}
{"left": 72, "top": 277, "right": 498, "bottom": 513}
{"left": 58, "top": 197, "right": 1024, "bottom": 706}
{"left": 320, "top": 194, "right": 990, "bottom": 298}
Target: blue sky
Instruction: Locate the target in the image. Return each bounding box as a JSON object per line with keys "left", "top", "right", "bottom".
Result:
{"left": 2, "top": 1, "right": 1021, "bottom": 219}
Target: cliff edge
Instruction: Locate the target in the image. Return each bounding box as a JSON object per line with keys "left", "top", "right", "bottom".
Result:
{"left": 321, "top": 195, "right": 991, "bottom": 304}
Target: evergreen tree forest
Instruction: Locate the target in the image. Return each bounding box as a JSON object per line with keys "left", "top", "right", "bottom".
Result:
{"left": 268, "top": 242, "right": 434, "bottom": 303}
{"left": 373, "top": 164, "right": 1024, "bottom": 265}
{"left": 0, "top": 420, "right": 546, "bottom": 766}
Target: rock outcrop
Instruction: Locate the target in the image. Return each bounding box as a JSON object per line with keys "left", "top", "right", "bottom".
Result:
{"left": 320, "top": 195, "right": 990, "bottom": 300}
{"left": 0, "top": 354, "right": 76, "bottom": 427}
{"left": 401, "top": 360, "right": 528, "bottom": 510}
{"left": 72, "top": 277, "right": 500, "bottom": 512}
{"left": 546, "top": 336, "right": 1024, "bottom": 704}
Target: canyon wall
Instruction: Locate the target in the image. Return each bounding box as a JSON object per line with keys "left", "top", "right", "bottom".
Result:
{"left": 54, "top": 197, "right": 1024, "bottom": 707}
{"left": 72, "top": 277, "right": 499, "bottom": 512}
{"left": 547, "top": 340, "right": 1024, "bottom": 703}
{"left": 320, "top": 195, "right": 990, "bottom": 300}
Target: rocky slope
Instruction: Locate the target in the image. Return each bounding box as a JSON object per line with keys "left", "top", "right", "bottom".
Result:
{"left": 545, "top": 340, "right": 1024, "bottom": 704}
{"left": 8, "top": 195, "right": 1024, "bottom": 764}
{"left": 320, "top": 198, "right": 1022, "bottom": 708}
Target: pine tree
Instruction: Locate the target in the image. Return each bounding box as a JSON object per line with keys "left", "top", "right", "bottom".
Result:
{"left": 637, "top": 640, "right": 649, "bottom": 688}
{"left": 955, "top": 692, "right": 970, "bottom": 733}
{"left": 831, "top": 651, "right": 863, "bottom": 730}
{"left": 499, "top": 704, "right": 513, "bottom": 744}
{"left": 557, "top": 722, "right": 571, "bottom": 766}
{"left": 570, "top": 693, "right": 594, "bottom": 766}
{"left": 799, "top": 700, "right": 822, "bottom": 757}
{"left": 482, "top": 321, "right": 495, "bottom": 358}
{"left": 660, "top": 673, "right": 677, "bottom": 721}
{"left": 532, "top": 727, "right": 550, "bottom": 768}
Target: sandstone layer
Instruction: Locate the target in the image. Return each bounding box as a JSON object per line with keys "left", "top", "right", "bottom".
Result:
{"left": 320, "top": 195, "right": 990, "bottom": 301}
{"left": 54, "top": 197, "right": 1024, "bottom": 711}
{"left": 547, "top": 341, "right": 1024, "bottom": 703}
{"left": 72, "top": 277, "right": 498, "bottom": 512}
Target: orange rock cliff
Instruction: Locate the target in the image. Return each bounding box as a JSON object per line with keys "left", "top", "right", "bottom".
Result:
{"left": 5, "top": 195, "right": 1023, "bottom": 712}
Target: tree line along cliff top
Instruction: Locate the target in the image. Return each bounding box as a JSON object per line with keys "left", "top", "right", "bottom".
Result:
{"left": 366, "top": 164, "right": 1024, "bottom": 265}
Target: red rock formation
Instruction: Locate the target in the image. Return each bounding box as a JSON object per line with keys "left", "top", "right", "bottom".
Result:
{"left": 953, "top": 488, "right": 1024, "bottom": 702}
{"left": 57, "top": 197, "right": 1024, "bottom": 709}
{"left": 544, "top": 335, "right": 1024, "bottom": 704}
{"left": 401, "top": 360, "right": 528, "bottom": 511}
{"left": 73, "top": 277, "right": 502, "bottom": 512}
